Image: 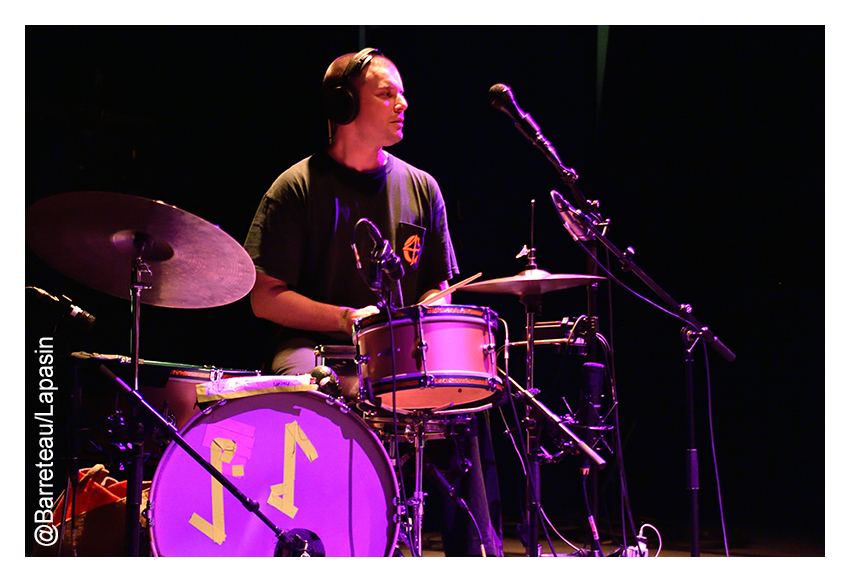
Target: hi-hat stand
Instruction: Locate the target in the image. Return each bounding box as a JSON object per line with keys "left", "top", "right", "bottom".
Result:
{"left": 464, "top": 199, "right": 606, "bottom": 557}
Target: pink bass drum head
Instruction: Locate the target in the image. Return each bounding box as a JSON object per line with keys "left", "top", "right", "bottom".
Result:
{"left": 149, "top": 391, "right": 399, "bottom": 556}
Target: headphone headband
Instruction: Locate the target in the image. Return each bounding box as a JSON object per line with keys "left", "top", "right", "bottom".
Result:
{"left": 342, "top": 47, "right": 381, "bottom": 83}
{"left": 324, "top": 48, "right": 382, "bottom": 126}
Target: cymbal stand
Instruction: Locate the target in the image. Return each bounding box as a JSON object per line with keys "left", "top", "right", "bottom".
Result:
{"left": 519, "top": 290, "right": 543, "bottom": 557}
{"left": 516, "top": 200, "right": 544, "bottom": 556}
{"left": 123, "top": 244, "right": 152, "bottom": 557}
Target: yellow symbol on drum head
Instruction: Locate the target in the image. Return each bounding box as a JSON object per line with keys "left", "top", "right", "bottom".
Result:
{"left": 268, "top": 421, "right": 318, "bottom": 518}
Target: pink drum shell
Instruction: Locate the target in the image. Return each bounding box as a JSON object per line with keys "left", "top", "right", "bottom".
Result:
{"left": 355, "top": 305, "right": 502, "bottom": 410}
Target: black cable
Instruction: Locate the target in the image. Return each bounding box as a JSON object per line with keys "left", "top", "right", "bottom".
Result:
{"left": 596, "top": 332, "right": 638, "bottom": 549}
{"left": 383, "top": 302, "right": 412, "bottom": 553}
{"left": 571, "top": 237, "right": 693, "bottom": 327}
{"left": 703, "top": 341, "right": 730, "bottom": 557}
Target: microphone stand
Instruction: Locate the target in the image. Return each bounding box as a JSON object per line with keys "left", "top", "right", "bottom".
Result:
{"left": 98, "top": 365, "right": 311, "bottom": 556}
{"left": 551, "top": 189, "right": 735, "bottom": 557}
{"left": 582, "top": 211, "right": 602, "bottom": 533}
{"left": 491, "top": 84, "right": 733, "bottom": 556}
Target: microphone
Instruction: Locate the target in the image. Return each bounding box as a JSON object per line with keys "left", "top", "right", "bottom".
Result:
{"left": 353, "top": 218, "right": 405, "bottom": 283}
{"left": 578, "top": 362, "right": 606, "bottom": 472}
{"left": 550, "top": 190, "right": 590, "bottom": 241}
{"left": 274, "top": 528, "right": 325, "bottom": 557}
{"left": 489, "top": 83, "right": 570, "bottom": 174}
{"left": 27, "top": 286, "right": 96, "bottom": 331}
{"left": 310, "top": 365, "right": 341, "bottom": 398}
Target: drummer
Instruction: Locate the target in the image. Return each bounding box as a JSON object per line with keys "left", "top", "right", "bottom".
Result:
{"left": 244, "top": 49, "right": 503, "bottom": 556}
{"left": 245, "top": 48, "right": 456, "bottom": 375}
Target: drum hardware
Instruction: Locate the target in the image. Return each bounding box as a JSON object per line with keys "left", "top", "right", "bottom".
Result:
{"left": 361, "top": 401, "right": 482, "bottom": 557}
{"left": 99, "top": 366, "right": 325, "bottom": 557}
{"left": 383, "top": 410, "right": 473, "bottom": 557}
{"left": 26, "top": 191, "right": 258, "bottom": 557}
{"left": 462, "top": 198, "right": 606, "bottom": 557}
{"left": 412, "top": 306, "right": 431, "bottom": 388}
{"left": 550, "top": 190, "right": 736, "bottom": 557}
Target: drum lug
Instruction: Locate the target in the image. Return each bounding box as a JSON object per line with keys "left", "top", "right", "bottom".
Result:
{"left": 419, "top": 374, "right": 436, "bottom": 388}
{"left": 202, "top": 400, "right": 227, "bottom": 415}
{"left": 142, "top": 499, "right": 153, "bottom": 528}
{"left": 392, "top": 497, "right": 408, "bottom": 524}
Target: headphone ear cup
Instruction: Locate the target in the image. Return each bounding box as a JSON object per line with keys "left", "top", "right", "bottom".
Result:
{"left": 324, "top": 84, "right": 358, "bottom": 125}
{"left": 324, "top": 47, "right": 378, "bottom": 126}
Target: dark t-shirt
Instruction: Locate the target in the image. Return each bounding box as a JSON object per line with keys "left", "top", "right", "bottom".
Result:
{"left": 244, "top": 149, "right": 459, "bottom": 350}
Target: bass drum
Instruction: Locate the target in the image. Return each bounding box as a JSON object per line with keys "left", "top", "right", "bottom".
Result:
{"left": 149, "top": 391, "right": 399, "bottom": 557}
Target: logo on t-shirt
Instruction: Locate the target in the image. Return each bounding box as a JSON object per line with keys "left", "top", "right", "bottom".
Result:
{"left": 398, "top": 222, "right": 426, "bottom": 270}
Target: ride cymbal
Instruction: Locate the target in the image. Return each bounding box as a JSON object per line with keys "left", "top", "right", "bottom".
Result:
{"left": 462, "top": 269, "right": 604, "bottom": 297}
{"left": 26, "top": 191, "right": 256, "bottom": 309}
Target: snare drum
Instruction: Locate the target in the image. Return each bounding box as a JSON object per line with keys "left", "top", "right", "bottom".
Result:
{"left": 355, "top": 304, "right": 503, "bottom": 412}
{"left": 148, "top": 391, "right": 399, "bottom": 556}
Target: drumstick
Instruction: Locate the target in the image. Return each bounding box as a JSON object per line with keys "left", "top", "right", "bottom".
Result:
{"left": 417, "top": 272, "right": 483, "bottom": 306}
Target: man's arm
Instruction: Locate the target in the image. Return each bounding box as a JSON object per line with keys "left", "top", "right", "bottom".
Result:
{"left": 250, "top": 271, "right": 379, "bottom": 336}
{"left": 417, "top": 281, "right": 452, "bottom": 305}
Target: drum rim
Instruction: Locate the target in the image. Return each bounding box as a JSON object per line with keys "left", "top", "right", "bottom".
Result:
{"left": 357, "top": 303, "right": 495, "bottom": 329}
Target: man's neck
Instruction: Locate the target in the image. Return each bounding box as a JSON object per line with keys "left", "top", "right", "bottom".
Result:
{"left": 326, "top": 139, "right": 388, "bottom": 172}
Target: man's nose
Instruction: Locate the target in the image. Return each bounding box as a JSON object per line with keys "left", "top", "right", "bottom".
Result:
{"left": 395, "top": 94, "right": 408, "bottom": 112}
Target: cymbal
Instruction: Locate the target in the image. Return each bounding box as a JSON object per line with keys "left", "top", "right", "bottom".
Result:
{"left": 26, "top": 191, "right": 256, "bottom": 309}
{"left": 462, "top": 269, "right": 604, "bottom": 297}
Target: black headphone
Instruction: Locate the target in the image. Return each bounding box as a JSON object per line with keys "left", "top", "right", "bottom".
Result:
{"left": 323, "top": 47, "right": 381, "bottom": 126}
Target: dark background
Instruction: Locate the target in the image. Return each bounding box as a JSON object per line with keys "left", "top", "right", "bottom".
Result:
{"left": 25, "top": 25, "right": 825, "bottom": 555}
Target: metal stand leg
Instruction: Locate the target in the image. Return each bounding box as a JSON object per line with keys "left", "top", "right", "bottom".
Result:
{"left": 385, "top": 418, "right": 431, "bottom": 557}
{"left": 410, "top": 430, "right": 426, "bottom": 557}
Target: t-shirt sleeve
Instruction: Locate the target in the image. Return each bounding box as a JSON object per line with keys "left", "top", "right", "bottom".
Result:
{"left": 422, "top": 177, "right": 460, "bottom": 289}
{"left": 243, "top": 172, "right": 307, "bottom": 287}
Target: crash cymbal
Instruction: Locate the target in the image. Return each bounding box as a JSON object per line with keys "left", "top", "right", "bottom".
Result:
{"left": 462, "top": 269, "right": 604, "bottom": 297}
{"left": 26, "top": 191, "right": 256, "bottom": 309}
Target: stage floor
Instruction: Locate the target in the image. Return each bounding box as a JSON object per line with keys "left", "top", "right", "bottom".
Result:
{"left": 398, "top": 522, "right": 825, "bottom": 557}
